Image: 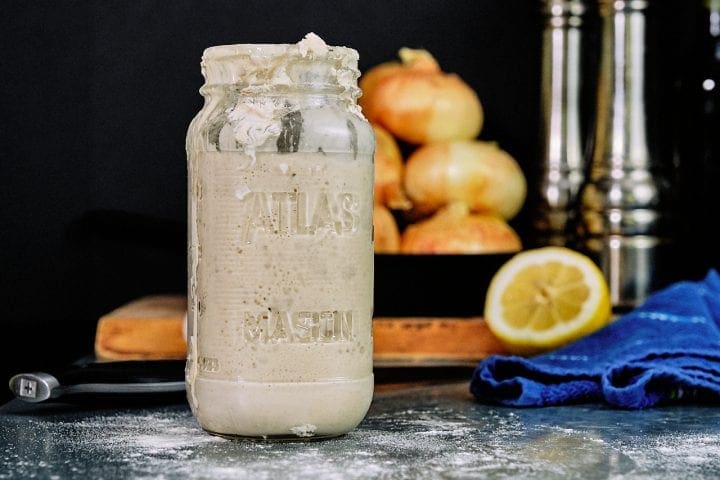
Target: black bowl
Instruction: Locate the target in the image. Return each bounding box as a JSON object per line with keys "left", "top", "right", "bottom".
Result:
{"left": 373, "top": 253, "right": 514, "bottom": 318}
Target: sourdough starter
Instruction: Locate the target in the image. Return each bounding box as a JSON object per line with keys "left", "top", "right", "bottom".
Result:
{"left": 186, "top": 34, "right": 375, "bottom": 438}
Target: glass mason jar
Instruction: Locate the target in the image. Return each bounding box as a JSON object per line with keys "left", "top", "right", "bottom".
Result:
{"left": 185, "top": 34, "right": 375, "bottom": 439}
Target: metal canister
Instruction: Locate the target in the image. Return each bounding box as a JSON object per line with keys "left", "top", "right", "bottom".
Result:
{"left": 577, "top": 0, "right": 674, "bottom": 311}
{"left": 534, "top": 0, "right": 588, "bottom": 247}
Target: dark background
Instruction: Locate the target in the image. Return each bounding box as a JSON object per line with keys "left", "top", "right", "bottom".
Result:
{"left": 0, "top": 0, "right": 713, "bottom": 402}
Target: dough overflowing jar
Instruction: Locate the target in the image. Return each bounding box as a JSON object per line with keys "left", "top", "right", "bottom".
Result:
{"left": 185, "top": 33, "right": 375, "bottom": 439}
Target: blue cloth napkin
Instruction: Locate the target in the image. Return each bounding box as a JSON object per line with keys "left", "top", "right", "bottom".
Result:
{"left": 470, "top": 269, "right": 720, "bottom": 409}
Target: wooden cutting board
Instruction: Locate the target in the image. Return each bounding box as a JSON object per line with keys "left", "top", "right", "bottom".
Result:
{"left": 94, "top": 295, "right": 507, "bottom": 364}
{"left": 94, "top": 295, "right": 187, "bottom": 361}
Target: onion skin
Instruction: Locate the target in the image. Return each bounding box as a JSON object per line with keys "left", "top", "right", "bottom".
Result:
{"left": 374, "top": 204, "right": 401, "bottom": 253}
{"left": 373, "top": 124, "right": 412, "bottom": 210}
{"left": 359, "top": 49, "right": 483, "bottom": 144}
{"left": 404, "top": 140, "right": 527, "bottom": 220}
{"left": 359, "top": 62, "right": 402, "bottom": 123}
{"left": 400, "top": 203, "right": 522, "bottom": 254}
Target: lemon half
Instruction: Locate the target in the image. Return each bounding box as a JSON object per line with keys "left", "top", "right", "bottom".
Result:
{"left": 484, "top": 247, "right": 612, "bottom": 355}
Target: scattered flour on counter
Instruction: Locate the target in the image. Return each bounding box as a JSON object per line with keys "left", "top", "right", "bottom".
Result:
{"left": 617, "top": 433, "right": 720, "bottom": 473}
{"left": 71, "top": 410, "right": 224, "bottom": 456}
{"left": 5, "top": 387, "right": 720, "bottom": 480}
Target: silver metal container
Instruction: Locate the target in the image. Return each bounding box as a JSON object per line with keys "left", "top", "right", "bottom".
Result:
{"left": 577, "top": 0, "right": 674, "bottom": 311}
{"left": 534, "top": 0, "right": 588, "bottom": 247}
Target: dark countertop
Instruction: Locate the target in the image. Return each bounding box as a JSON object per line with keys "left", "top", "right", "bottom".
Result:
{"left": 2, "top": 381, "right": 720, "bottom": 479}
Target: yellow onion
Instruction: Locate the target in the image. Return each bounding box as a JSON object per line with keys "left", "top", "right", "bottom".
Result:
{"left": 373, "top": 124, "right": 412, "bottom": 210}
{"left": 400, "top": 203, "right": 522, "bottom": 254}
{"left": 374, "top": 204, "right": 401, "bottom": 253}
{"left": 404, "top": 140, "right": 527, "bottom": 220}
{"left": 359, "top": 48, "right": 483, "bottom": 144}
{"left": 359, "top": 62, "right": 403, "bottom": 123}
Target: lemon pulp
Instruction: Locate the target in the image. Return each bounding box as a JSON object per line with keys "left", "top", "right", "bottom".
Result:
{"left": 484, "top": 247, "right": 611, "bottom": 355}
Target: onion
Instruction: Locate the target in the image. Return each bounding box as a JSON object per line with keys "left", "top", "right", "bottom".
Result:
{"left": 400, "top": 203, "right": 522, "bottom": 254}
{"left": 359, "top": 62, "right": 402, "bottom": 123}
{"left": 404, "top": 140, "right": 527, "bottom": 220}
{"left": 373, "top": 124, "right": 412, "bottom": 210}
{"left": 359, "top": 48, "right": 483, "bottom": 144}
{"left": 374, "top": 204, "right": 401, "bottom": 253}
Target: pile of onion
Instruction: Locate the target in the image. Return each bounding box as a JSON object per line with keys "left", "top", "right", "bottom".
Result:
{"left": 360, "top": 48, "right": 484, "bottom": 145}
{"left": 363, "top": 48, "right": 526, "bottom": 255}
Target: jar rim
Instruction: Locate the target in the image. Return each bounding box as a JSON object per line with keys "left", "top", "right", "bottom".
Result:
{"left": 198, "top": 34, "right": 361, "bottom": 95}
{"left": 201, "top": 34, "right": 359, "bottom": 65}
